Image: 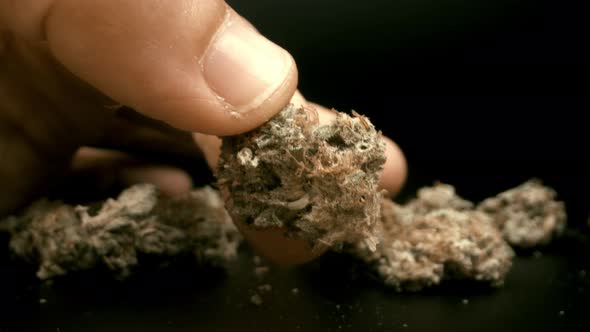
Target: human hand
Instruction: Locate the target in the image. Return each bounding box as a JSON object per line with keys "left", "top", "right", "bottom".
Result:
{"left": 0, "top": 0, "right": 406, "bottom": 264}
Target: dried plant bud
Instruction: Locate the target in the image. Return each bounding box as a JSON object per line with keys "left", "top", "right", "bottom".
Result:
{"left": 217, "top": 105, "right": 387, "bottom": 250}
{"left": 348, "top": 180, "right": 568, "bottom": 291}
{"left": 4, "top": 184, "right": 241, "bottom": 279}
{"left": 477, "top": 179, "right": 567, "bottom": 247}
{"left": 350, "top": 199, "right": 514, "bottom": 291}
{"left": 405, "top": 182, "right": 474, "bottom": 214}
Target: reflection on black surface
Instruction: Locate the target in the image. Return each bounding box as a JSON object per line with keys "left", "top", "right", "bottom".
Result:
{"left": 1, "top": 230, "right": 589, "bottom": 332}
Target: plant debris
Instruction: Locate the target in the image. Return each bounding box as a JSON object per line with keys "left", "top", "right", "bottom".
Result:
{"left": 0, "top": 102, "right": 569, "bottom": 295}
{"left": 217, "top": 104, "right": 386, "bottom": 250}
{"left": 404, "top": 182, "right": 474, "bottom": 213}
{"left": 349, "top": 199, "right": 514, "bottom": 291}
{"left": 477, "top": 180, "right": 566, "bottom": 247}
{"left": 347, "top": 180, "right": 566, "bottom": 291}
{"left": 2, "top": 184, "right": 241, "bottom": 280}
{"left": 215, "top": 104, "right": 567, "bottom": 291}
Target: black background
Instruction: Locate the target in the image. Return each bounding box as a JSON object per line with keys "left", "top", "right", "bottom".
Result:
{"left": 2, "top": 0, "right": 589, "bottom": 331}
{"left": 230, "top": 0, "right": 589, "bottom": 225}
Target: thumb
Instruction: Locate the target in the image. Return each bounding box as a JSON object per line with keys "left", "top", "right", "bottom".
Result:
{"left": 44, "top": 0, "right": 297, "bottom": 135}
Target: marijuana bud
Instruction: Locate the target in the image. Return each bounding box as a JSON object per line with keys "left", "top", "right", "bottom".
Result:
{"left": 478, "top": 179, "right": 566, "bottom": 247}
{"left": 217, "top": 105, "right": 387, "bottom": 254}
{"left": 349, "top": 196, "right": 514, "bottom": 292}
{"left": 4, "top": 184, "right": 241, "bottom": 279}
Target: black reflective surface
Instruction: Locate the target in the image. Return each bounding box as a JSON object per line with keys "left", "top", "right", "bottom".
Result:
{"left": 2, "top": 230, "right": 590, "bottom": 332}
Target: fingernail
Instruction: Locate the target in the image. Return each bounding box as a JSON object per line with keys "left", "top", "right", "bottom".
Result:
{"left": 202, "top": 15, "right": 293, "bottom": 111}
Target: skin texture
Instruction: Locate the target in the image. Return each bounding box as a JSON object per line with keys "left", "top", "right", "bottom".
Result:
{"left": 0, "top": 0, "right": 407, "bottom": 265}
